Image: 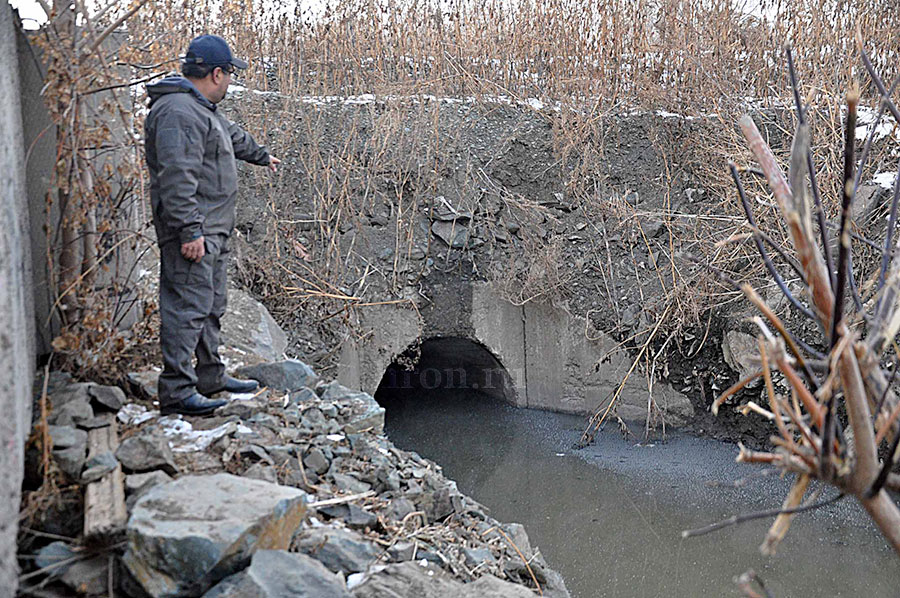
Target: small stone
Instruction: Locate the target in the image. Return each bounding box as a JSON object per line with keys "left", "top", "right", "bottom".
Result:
{"left": 115, "top": 434, "right": 178, "bottom": 475}
{"left": 243, "top": 463, "right": 278, "bottom": 483}
{"left": 345, "top": 504, "right": 377, "bottom": 530}
{"left": 127, "top": 370, "right": 159, "bottom": 399}
{"left": 61, "top": 556, "right": 108, "bottom": 595}
{"left": 387, "top": 541, "right": 415, "bottom": 561}
{"left": 217, "top": 399, "right": 264, "bottom": 419}
{"left": 239, "top": 444, "right": 275, "bottom": 466}
{"left": 48, "top": 398, "right": 94, "bottom": 428}
{"left": 48, "top": 425, "right": 87, "bottom": 450}
{"left": 304, "top": 448, "right": 330, "bottom": 474}
{"left": 88, "top": 384, "right": 126, "bottom": 411}
{"left": 295, "top": 526, "right": 380, "bottom": 575}
{"left": 463, "top": 547, "right": 496, "bottom": 568}
{"left": 431, "top": 220, "right": 469, "bottom": 248}
{"left": 388, "top": 498, "right": 416, "bottom": 522}
{"left": 81, "top": 451, "right": 118, "bottom": 483}
{"left": 331, "top": 472, "right": 371, "bottom": 494}
{"left": 36, "top": 541, "right": 76, "bottom": 576}
{"left": 290, "top": 387, "right": 317, "bottom": 405}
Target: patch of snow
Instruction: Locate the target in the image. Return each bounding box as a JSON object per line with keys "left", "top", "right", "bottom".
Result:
{"left": 873, "top": 171, "right": 898, "bottom": 190}
{"left": 117, "top": 403, "right": 157, "bottom": 426}
{"left": 158, "top": 416, "right": 237, "bottom": 453}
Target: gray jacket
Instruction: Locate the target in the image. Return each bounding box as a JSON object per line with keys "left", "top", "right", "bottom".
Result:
{"left": 145, "top": 76, "right": 270, "bottom": 246}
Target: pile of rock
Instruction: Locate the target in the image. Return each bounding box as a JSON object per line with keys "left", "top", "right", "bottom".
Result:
{"left": 25, "top": 359, "right": 569, "bottom": 598}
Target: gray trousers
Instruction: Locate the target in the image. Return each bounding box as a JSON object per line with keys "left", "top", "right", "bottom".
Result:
{"left": 157, "top": 234, "right": 229, "bottom": 406}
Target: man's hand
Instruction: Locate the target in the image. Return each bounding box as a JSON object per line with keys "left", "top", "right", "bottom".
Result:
{"left": 268, "top": 156, "right": 281, "bottom": 173}
{"left": 181, "top": 236, "right": 205, "bottom": 262}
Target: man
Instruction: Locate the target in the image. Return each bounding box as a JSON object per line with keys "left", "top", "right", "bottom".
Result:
{"left": 145, "top": 35, "right": 281, "bottom": 415}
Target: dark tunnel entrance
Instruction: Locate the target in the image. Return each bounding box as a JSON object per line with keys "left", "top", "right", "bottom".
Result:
{"left": 374, "top": 337, "right": 518, "bottom": 423}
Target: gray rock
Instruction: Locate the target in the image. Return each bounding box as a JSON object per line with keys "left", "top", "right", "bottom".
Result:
{"left": 48, "top": 425, "right": 88, "bottom": 479}
{"left": 220, "top": 288, "right": 289, "bottom": 364}
{"left": 53, "top": 444, "right": 87, "bottom": 479}
{"left": 345, "top": 504, "right": 377, "bottom": 530}
{"left": 295, "top": 526, "right": 380, "bottom": 575}
{"left": 81, "top": 451, "right": 118, "bottom": 483}
{"left": 236, "top": 360, "right": 319, "bottom": 392}
{"left": 217, "top": 399, "right": 264, "bottom": 419}
{"left": 332, "top": 473, "right": 372, "bottom": 494}
{"left": 48, "top": 425, "right": 87, "bottom": 450}
{"left": 123, "top": 474, "right": 308, "bottom": 598}
{"left": 318, "top": 382, "right": 385, "bottom": 434}
{"left": 88, "top": 384, "right": 126, "bottom": 411}
{"left": 431, "top": 198, "right": 473, "bottom": 222}
{"left": 116, "top": 434, "right": 179, "bottom": 475}
{"left": 125, "top": 471, "right": 173, "bottom": 495}
{"left": 303, "top": 448, "right": 330, "bottom": 475}
{"left": 463, "top": 547, "right": 496, "bottom": 568}
{"left": 243, "top": 463, "right": 278, "bottom": 484}
{"left": 60, "top": 556, "right": 109, "bottom": 595}
{"left": 387, "top": 498, "right": 416, "bottom": 522}
{"left": 431, "top": 220, "right": 469, "bottom": 248}
{"left": 722, "top": 330, "right": 762, "bottom": 389}
{"left": 289, "top": 387, "right": 317, "bottom": 405}
{"left": 350, "top": 562, "right": 536, "bottom": 598}
{"left": 48, "top": 397, "right": 94, "bottom": 428}
{"left": 203, "top": 550, "right": 351, "bottom": 598}
{"left": 127, "top": 370, "right": 159, "bottom": 399}
{"left": 50, "top": 382, "right": 91, "bottom": 407}
{"left": 36, "top": 541, "right": 76, "bottom": 576}
{"left": 387, "top": 541, "right": 415, "bottom": 561}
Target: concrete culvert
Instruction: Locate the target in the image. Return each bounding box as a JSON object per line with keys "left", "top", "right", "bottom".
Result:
{"left": 374, "top": 337, "right": 518, "bottom": 420}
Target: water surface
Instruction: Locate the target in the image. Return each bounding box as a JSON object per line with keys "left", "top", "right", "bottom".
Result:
{"left": 383, "top": 393, "right": 900, "bottom": 598}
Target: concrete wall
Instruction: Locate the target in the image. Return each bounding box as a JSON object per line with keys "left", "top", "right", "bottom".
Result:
{"left": 0, "top": 6, "right": 34, "bottom": 596}
{"left": 16, "top": 19, "right": 56, "bottom": 355}
{"left": 340, "top": 279, "right": 694, "bottom": 425}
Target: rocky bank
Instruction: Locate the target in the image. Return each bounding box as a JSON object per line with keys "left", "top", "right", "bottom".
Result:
{"left": 19, "top": 288, "right": 569, "bottom": 598}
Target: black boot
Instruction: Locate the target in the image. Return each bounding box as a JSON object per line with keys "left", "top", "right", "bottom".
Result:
{"left": 161, "top": 393, "right": 227, "bottom": 416}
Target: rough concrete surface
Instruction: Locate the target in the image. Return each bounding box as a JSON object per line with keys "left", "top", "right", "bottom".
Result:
{"left": 0, "top": 7, "right": 33, "bottom": 597}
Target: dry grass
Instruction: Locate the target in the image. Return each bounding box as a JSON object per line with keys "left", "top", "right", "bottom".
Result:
{"left": 25, "top": 0, "right": 900, "bottom": 400}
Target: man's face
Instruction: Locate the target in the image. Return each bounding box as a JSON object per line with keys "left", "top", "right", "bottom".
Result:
{"left": 210, "top": 66, "right": 233, "bottom": 103}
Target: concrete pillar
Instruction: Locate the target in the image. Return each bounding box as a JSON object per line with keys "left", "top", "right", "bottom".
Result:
{"left": 0, "top": 6, "right": 34, "bottom": 597}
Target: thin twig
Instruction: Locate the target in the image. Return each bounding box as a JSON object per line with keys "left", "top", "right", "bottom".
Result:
{"left": 681, "top": 492, "right": 845, "bottom": 538}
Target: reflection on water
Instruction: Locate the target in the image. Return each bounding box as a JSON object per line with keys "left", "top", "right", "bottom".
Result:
{"left": 383, "top": 392, "right": 900, "bottom": 598}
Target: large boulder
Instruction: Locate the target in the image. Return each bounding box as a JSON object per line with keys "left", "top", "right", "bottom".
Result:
{"left": 220, "top": 289, "right": 289, "bottom": 366}
{"left": 203, "top": 550, "right": 351, "bottom": 598}
{"left": 123, "top": 474, "right": 307, "bottom": 598}
{"left": 235, "top": 360, "right": 319, "bottom": 393}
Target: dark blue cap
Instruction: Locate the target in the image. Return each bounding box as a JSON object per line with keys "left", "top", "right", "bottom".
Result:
{"left": 183, "top": 35, "right": 248, "bottom": 70}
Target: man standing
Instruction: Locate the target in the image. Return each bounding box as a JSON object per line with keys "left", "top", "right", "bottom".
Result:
{"left": 145, "top": 35, "right": 281, "bottom": 416}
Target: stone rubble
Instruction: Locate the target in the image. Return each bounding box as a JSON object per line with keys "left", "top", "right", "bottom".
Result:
{"left": 22, "top": 293, "right": 569, "bottom": 598}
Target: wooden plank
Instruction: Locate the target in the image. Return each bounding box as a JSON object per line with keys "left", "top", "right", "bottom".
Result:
{"left": 83, "top": 413, "right": 127, "bottom": 542}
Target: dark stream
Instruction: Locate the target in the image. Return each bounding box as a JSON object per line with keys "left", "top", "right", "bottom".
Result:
{"left": 382, "top": 392, "right": 900, "bottom": 598}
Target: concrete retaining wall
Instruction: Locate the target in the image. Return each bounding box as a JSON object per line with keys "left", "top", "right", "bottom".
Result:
{"left": 0, "top": 6, "right": 34, "bottom": 596}
{"left": 339, "top": 280, "right": 694, "bottom": 425}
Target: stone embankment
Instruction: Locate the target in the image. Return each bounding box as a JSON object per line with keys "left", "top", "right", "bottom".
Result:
{"left": 21, "top": 289, "right": 569, "bottom": 598}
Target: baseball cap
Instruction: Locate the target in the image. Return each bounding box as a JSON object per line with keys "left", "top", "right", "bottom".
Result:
{"left": 183, "top": 34, "right": 248, "bottom": 70}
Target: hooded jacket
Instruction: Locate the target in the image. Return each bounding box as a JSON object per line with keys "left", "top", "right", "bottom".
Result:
{"left": 145, "top": 75, "right": 270, "bottom": 246}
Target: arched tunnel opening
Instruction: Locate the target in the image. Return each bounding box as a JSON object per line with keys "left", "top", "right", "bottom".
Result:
{"left": 374, "top": 336, "right": 518, "bottom": 427}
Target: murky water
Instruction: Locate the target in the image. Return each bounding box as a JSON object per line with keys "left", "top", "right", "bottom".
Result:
{"left": 382, "top": 393, "right": 900, "bottom": 598}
